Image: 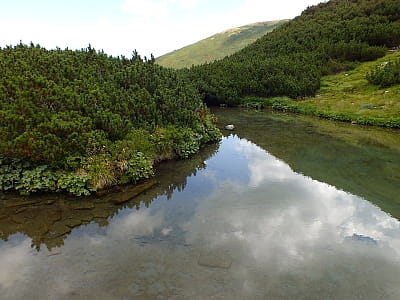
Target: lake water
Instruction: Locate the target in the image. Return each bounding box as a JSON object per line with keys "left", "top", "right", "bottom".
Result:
{"left": 1, "top": 108, "right": 400, "bottom": 299}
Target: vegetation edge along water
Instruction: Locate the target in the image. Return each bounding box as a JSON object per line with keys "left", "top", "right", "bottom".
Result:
{"left": 240, "top": 51, "right": 400, "bottom": 128}
{"left": 0, "top": 44, "right": 221, "bottom": 196}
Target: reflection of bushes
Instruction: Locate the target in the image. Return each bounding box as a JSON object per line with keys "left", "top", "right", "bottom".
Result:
{"left": 0, "top": 139, "right": 220, "bottom": 251}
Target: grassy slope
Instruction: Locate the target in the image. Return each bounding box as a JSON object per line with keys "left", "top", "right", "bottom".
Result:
{"left": 156, "top": 20, "right": 288, "bottom": 69}
{"left": 244, "top": 51, "right": 400, "bottom": 127}
{"left": 301, "top": 51, "right": 400, "bottom": 120}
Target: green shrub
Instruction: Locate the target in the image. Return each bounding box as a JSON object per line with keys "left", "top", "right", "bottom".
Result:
{"left": 122, "top": 129, "right": 155, "bottom": 158}
{"left": 0, "top": 44, "right": 221, "bottom": 196}
{"left": 165, "top": 126, "right": 201, "bottom": 159}
{"left": 366, "top": 59, "right": 400, "bottom": 87}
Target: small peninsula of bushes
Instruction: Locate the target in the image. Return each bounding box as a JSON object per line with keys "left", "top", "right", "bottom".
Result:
{"left": 0, "top": 44, "right": 221, "bottom": 196}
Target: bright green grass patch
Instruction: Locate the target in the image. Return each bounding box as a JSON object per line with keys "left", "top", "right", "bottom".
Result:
{"left": 301, "top": 51, "right": 400, "bottom": 122}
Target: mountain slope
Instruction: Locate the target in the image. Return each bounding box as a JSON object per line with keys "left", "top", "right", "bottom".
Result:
{"left": 156, "top": 20, "right": 288, "bottom": 69}
{"left": 187, "top": 0, "right": 400, "bottom": 106}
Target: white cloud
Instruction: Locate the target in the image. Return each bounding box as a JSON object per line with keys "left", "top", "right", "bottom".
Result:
{"left": 235, "top": 0, "right": 325, "bottom": 23}
{"left": 121, "top": 0, "right": 170, "bottom": 17}
{"left": 175, "top": 0, "right": 205, "bottom": 9}
{"left": 120, "top": 0, "right": 204, "bottom": 16}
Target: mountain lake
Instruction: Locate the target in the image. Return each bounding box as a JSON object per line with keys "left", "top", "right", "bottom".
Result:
{"left": 1, "top": 108, "right": 400, "bottom": 299}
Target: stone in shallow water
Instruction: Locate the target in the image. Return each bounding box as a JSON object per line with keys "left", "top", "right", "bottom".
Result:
{"left": 198, "top": 250, "right": 233, "bottom": 269}
{"left": 345, "top": 233, "right": 378, "bottom": 245}
{"left": 68, "top": 201, "right": 95, "bottom": 210}
{"left": 48, "top": 222, "right": 72, "bottom": 238}
{"left": 359, "top": 103, "right": 374, "bottom": 109}
{"left": 47, "top": 249, "right": 62, "bottom": 256}
{"left": 112, "top": 179, "right": 158, "bottom": 204}
{"left": 64, "top": 218, "right": 83, "bottom": 228}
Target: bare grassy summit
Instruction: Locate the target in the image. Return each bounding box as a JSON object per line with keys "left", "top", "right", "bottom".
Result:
{"left": 156, "top": 20, "right": 288, "bottom": 69}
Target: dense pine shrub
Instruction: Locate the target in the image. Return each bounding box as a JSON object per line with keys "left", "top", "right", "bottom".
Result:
{"left": 0, "top": 44, "right": 221, "bottom": 194}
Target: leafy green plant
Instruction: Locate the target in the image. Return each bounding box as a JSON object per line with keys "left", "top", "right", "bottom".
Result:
{"left": 15, "top": 165, "right": 58, "bottom": 195}
{"left": 0, "top": 159, "right": 25, "bottom": 191}
{"left": 57, "top": 173, "right": 93, "bottom": 196}
{"left": 126, "top": 152, "right": 154, "bottom": 183}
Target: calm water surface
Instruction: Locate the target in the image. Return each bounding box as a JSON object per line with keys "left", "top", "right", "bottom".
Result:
{"left": 1, "top": 109, "right": 400, "bottom": 299}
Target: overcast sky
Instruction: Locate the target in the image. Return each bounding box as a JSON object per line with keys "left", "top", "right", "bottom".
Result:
{"left": 0, "top": 0, "right": 323, "bottom": 58}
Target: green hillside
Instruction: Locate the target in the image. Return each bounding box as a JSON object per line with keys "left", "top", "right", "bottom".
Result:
{"left": 156, "top": 20, "right": 288, "bottom": 69}
{"left": 186, "top": 0, "right": 400, "bottom": 127}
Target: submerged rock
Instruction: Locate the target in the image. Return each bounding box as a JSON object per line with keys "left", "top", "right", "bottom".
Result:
{"left": 359, "top": 103, "right": 374, "bottom": 109}
{"left": 4, "top": 200, "right": 40, "bottom": 208}
{"left": 112, "top": 179, "right": 158, "bottom": 204}
{"left": 345, "top": 234, "right": 378, "bottom": 245}
{"left": 198, "top": 250, "right": 233, "bottom": 269}
{"left": 68, "top": 201, "right": 95, "bottom": 210}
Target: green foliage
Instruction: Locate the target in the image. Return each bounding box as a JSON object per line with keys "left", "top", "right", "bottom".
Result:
{"left": 169, "top": 126, "right": 201, "bottom": 159}
{"left": 15, "top": 165, "right": 58, "bottom": 195}
{"left": 123, "top": 129, "right": 156, "bottom": 158}
{"left": 186, "top": 0, "right": 400, "bottom": 105}
{"left": 0, "top": 157, "right": 93, "bottom": 196}
{"left": 367, "top": 58, "right": 400, "bottom": 87}
{"left": 325, "top": 41, "right": 387, "bottom": 62}
{"left": 0, "top": 44, "right": 221, "bottom": 195}
{"left": 0, "top": 159, "right": 27, "bottom": 191}
{"left": 126, "top": 152, "right": 154, "bottom": 183}
{"left": 56, "top": 173, "right": 93, "bottom": 196}
{"left": 84, "top": 154, "right": 117, "bottom": 190}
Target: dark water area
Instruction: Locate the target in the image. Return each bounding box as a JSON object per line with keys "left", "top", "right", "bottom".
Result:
{"left": 1, "top": 108, "right": 400, "bottom": 299}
